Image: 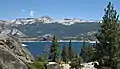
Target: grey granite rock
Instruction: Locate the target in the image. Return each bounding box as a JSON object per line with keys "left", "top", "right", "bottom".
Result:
{"left": 0, "top": 34, "right": 34, "bottom": 69}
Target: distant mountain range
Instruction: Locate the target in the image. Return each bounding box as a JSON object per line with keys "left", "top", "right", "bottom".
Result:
{"left": 0, "top": 16, "right": 100, "bottom": 39}
{"left": 5, "top": 16, "right": 100, "bottom": 25}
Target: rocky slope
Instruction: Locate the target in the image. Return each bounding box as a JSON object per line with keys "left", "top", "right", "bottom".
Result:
{"left": 0, "top": 34, "right": 34, "bottom": 69}
{"left": 0, "top": 20, "right": 26, "bottom": 37}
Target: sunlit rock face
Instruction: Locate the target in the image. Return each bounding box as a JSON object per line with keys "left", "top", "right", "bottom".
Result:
{"left": 0, "top": 34, "right": 34, "bottom": 69}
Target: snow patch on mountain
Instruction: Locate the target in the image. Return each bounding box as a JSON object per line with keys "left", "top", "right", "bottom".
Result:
{"left": 6, "top": 16, "right": 99, "bottom": 26}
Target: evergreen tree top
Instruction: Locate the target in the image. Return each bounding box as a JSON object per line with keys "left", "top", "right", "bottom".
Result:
{"left": 102, "top": 2, "right": 119, "bottom": 23}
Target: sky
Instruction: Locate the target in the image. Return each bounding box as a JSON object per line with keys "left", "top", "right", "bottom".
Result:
{"left": 0, "top": 0, "right": 120, "bottom": 20}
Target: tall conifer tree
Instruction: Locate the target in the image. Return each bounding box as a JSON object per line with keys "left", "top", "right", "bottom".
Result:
{"left": 61, "top": 44, "right": 68, "bottom": 63}
{"left": 80, "top": 40, "right": 88, "bottom": 62}
{"left": 96, "top": 2, "right": 120, "bottom": 69}
{"left": 49, "top": 36, "right": 59, "bottom": 62}
{"left": 68, "top": 40, "right": 74, "bottom": 61}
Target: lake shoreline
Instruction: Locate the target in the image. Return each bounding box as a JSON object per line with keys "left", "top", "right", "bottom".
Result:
{"left": 22, "top": 40, "right": 96, "bottom": 43}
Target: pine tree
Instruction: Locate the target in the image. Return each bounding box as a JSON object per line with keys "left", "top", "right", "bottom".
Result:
{"left": 61, "top": 44, "right": 68, "bottom": 63}
{"left": 87, "top": 44, "right": 97, "bottom": 62}
{"left": 49, "top": 36, "right": 59, "bottom": 62}
{"left": 68, "top": 40, "right": 74, "bottom": 61}
{"left": 80, "top": 40, "right": 88, "bottom": 62}
{"left": 96, "top": 2, "right": 120, "bottom": 69}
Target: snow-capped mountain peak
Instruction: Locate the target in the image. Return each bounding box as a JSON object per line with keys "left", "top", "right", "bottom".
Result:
{"left": 0, "top": 16, "right": 99, "bottom": 26}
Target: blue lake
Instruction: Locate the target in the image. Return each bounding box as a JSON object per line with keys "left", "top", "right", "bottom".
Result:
{"left": 23, "top": 41, "right": 94, "bottom": 57}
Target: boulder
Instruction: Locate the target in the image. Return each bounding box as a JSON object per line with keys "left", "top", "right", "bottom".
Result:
{"left": 81, "top": 61, "right": 98, "bottom": 69}
{"left": 0, "top": 34, "right": 34, "bottom": 69}
{"left": 47, "top": 62, "right": 61, "bottom": 69}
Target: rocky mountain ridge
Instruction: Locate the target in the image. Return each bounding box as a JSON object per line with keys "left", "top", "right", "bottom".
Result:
{"left": 0, "top": 16, "right": 100, "bottom": 38}
{"left": 0, "top": 16, "right": 99, "bottom": 26}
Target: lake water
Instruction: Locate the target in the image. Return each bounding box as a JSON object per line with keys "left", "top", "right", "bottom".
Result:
{"left": 23, "top": 41, "right": 94, "bottom": 57}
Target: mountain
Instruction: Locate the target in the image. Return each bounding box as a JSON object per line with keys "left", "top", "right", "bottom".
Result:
{"left": 17, "top": 22, "right": 100, "bottom": 37}
{"left": 0, "top": 16, "right": 100, "bottom": 39}
{"left": 0, "top": 20, "right": 26, "bottom": 37}
{"left": 10, "top": 16, "right": 99, "bottom": 25}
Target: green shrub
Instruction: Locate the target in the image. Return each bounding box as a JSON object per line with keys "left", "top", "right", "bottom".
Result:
{"left": 28, "top": 61, "right": 46, "bottom": 69}
{"left": 70, "top": 57, "right": 84, "bottom": 69}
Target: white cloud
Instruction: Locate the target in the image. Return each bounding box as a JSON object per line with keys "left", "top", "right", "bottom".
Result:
{"left": 21, "top": 10, "right": 25, "bottom": 12}
{"left": 29, "top": 10, "right": 35, "bottom": 16}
